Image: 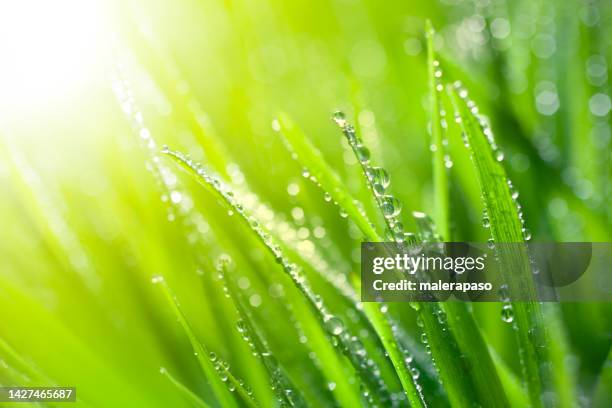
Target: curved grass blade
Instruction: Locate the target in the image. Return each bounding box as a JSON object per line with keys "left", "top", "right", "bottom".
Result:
{"left": 159, "top": 367, "right": 211, "bottom": 408}
{"left": 273, "top": 113, "right": 381, "bottom": 242}
{"left": 330, "top": 112, "right": 405, "bottom": 242}
{"left": 448, "top": 83, "right": 575, "bottom": 408}
{"left": 218, "top": 260, "right": 306, "bottom": 408}
{"left": 332, "top": 111, "right": 494, "bottom": 407}
{"left": 163, "top": 149, "right": 374, "bottom": 407}
{"left": 152, "top": 275, "right": 240, "bottom": 408}
{"left": 422, "top": 27, "right": 510, "bottom": 407}
{"left": 273, "top": 115, "right": 426, "bottom": 407}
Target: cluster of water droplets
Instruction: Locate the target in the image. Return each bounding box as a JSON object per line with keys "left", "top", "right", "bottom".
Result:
{"left": 331, "top": 112, "right": 410, "bottom": 244}
{"left": 452, "top": 81, "right": 506, "bottom": 162}
{"left": 429, "top": 58, "right": 454, "bottom": 170}
{"left": 271, "top": 119, "right": 378, "bottom": 236}
{"left": 207, "top": 351, "right": 251, "bottom": 396}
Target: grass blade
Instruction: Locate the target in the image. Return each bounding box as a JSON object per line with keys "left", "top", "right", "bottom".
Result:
{"left": 218, "top": 260, "right": 307, "bottom": 407}
{"left": 163, "top": 148, "right": 375, "bottom": 407}
{"left": 424, "top": 26, "right": 510, "bottom": 407}
{"left": 425, "top": 20, "right": 450, "bottom": 240}
{"left": 152, "top": 276, "right": 239, "bottom": 408}
{"left": 159, "top": 367, "right": 211, "bottom": 408}
{"left": 448, "top": 82, "right": 576, "bottom": 408}
{"left": 273, "top": 113, "right": 381, "bottom": 242}
{"left": 273, "top": 115, "right": 427, "bottom": 407}
{"left": 332, "top": 110, "right": 499, "bottom": 407}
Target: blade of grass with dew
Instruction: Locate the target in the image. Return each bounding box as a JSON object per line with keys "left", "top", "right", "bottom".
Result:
{"left": 448, "top": 83, "right": 576, "bottom": 408}
{"left": 163, "top": 282, "right": 259, "bottom": 408}
{"left": 273, "top": 113, "right": 381, "bottom": 242}
{"left": 271, "top": 115, "right": 410, "bottom": 396}
{"left": 426, "top": 20, "right": 450, "bottom": 240}
{"left": 159, "top": 367, "right": 212, "bottom": 408}
{"left": 410, "top": 213, "right": 512, "bottom": 407}
{"left": 152, "top": 276, "right": 241, "bottom": 408}
{"left": 273, "top": 114, "right": 427, "bottom": 407}
{"left": 162, "top": 149, "right": 371, "bottom": 407}
{"left": 423, "top": 30, "right": 510, "bottom": 406}
{"left": 197, "top": 221, "right": 352, "bottom": 406}
{"left": 332, "top": 111, "right": 489, "bottom": 407}
{"left": 219, "top": 260, "right": 307, "bottom": 407}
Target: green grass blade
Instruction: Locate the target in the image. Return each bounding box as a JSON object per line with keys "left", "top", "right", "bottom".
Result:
{"left": 333, "top": 110, "right": 494, "bottom": 407}
{"left": 447, "top": 83, "right": 576, "bottom": 408}
{"left": 441, "top": 303, "right": 510, "bottom": 407}
{"left": 159, "top": 367, "right": 211, "bottom": 408}
{"left": 163, "top": 149, "right": 370, "bottom": 407}
{"left": 219, "top": 261, "right": 307, "bottom": 407}
{"left": 413, "top": 212, "right": 509, "bottom": 407}
{"left": 488, "top": 348, "right": 529, "bottom": 408}
{"left": 425, "top": 20, "right": 450, "bottom": 240}
{"left": 273, "top": 115, "right": 426, "bottom": 407}
{"left": 153, "top": 276, "right": 239, "bottom": 408}
{"left": 423, "top": 27, "right": 510, "bottom": 406}
{"left": 273, "top": 113, "right": 381, "bottom": 242}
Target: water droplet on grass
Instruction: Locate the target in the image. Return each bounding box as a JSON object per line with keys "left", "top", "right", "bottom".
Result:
{"left": 501, "top": 304, "right": 514, "bottom": 323}
{"left": 332, "top": 111, "right": 347, "bottom": 127}
{"left": 325, "top": 316, "right": 345, "bottom": 336}
{"left": 381, "top": 196, "right": 402, "bottom": 218}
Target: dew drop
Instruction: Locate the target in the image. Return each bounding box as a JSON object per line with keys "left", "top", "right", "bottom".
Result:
{"left": 498, "top": 284, "right": 510, "bottom": 302}
{"left": 381, "top": 195, "right": 402, "bottom": 218}
{"left": 325, "top": 316, "right": 345, "bottom": 336}
{"left": 410, "top": 367, "right": 420, "bottom": 379}
{"left": 482, "top": 216, "right": 491, "bottom": 228}
{"left": 332, "top": 111, "right": 347, "bottom": 128}
{"left": 355, "top": 144, "right": 371, "bottom": 163}
{"left": 522, "top": 228, "right": 532, "bottom": 241}
{"left": 236, "top": 320, "right": 247, "bottom": 333}
{"left": 501, "top": 304, "right": 514, "bottom": 323}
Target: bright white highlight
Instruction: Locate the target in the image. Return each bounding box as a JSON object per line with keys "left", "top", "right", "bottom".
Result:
{"left": 0, "top": 0, "right": 106, "bottom": 112}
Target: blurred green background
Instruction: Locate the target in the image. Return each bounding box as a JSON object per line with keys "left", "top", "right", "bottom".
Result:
{"left": 0, "top": 0, "right": 610, "bottom": 406}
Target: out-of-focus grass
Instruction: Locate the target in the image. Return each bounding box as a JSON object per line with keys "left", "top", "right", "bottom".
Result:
{"left": 0, "top": 0, "right": 610, "bottom": 407}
